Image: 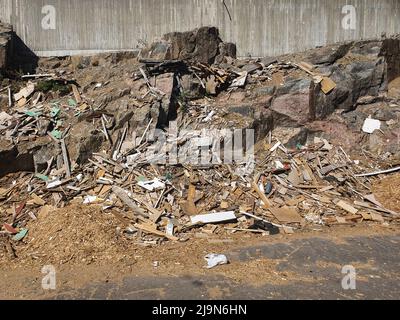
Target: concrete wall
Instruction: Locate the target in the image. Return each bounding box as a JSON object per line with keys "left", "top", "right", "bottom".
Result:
{"left": 0, "top": 0, "right": 399, "bottom": 57}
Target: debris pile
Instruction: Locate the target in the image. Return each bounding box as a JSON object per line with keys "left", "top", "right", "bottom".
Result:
{"left": 1, "top": 26, "right": 400, "bottom": 262}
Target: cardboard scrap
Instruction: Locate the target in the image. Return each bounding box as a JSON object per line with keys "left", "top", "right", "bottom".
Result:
{"left": 269, "top": 206, "right": 303, "bottom": 223}
{"left": 321, "top": 77, "right": 336, "bottom": 94}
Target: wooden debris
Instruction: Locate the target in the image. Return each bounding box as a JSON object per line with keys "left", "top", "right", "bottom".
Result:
{"left": 182, "top": 184, "right": 198, "bottom": 216}
{"left": 112, "top": 186, "right": 149, "bottom": 218}
{"left": 71, "top": 84, "right": 82, "bottom": 103}
{"left": 269, "top": 206, "right": 303, "bottom": 223}
{"left": 335, "top": 200, "right": 358, "bottom": 215}
{"left": 134, "top": 223, "right": 179, "bottom": 241}
{"left": 251, "top": 181, "right": 271, "bottom": 209}
{"left": 321, "top": 77, "right": 336, "bottom": 94}
{"left": 190, "top": 211, "right": 237, "bottom": 224}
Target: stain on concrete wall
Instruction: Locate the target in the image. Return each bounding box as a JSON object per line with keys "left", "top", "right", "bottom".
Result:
{"left": 0, "top": 0, "right": 399, "bottom": 57}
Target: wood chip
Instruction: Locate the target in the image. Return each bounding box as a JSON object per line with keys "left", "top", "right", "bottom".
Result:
{"left": 336, "top": 200, "right": 358, "bottom": 215}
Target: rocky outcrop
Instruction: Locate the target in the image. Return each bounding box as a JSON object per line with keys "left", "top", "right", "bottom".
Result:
{"left": 0, "top": 139, "right": 36, "bottom": 177}
{"left": 139, "top": 27, "right": 236, "bottom": 64}
{"left": 0, "top": 22, "right": 13, "bottom": 74}
{"left": 1, "top": 26, "right": 400, "bottom": 178}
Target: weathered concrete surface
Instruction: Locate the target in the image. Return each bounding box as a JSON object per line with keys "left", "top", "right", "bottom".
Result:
{"left": 1, "top": 0, "right": 400, "bottom": 57}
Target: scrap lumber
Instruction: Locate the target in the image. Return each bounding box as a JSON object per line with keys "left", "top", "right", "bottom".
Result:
{"left": 134, "top": 223, "right": 179, "bottom": 241}
{"left": 251, "top": 181, "right": 272, "bottom": 208}
{"left": 112, "top": 186, "right": 149, "bottom": 218}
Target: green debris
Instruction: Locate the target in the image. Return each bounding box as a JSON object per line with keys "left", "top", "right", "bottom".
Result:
{"left": 136, "top": 176, "right": 146, "bottom": 182}
{"left": 50, "top": 129, "right": 62, "bottom": 139}
{"left": 12, "top": 228, "right": 28, "bottom": 241}
{"left": 68, "top": 98, "right": 77, "bottom": 107}
{"left": 35, "top": 173, "right": 49, "bottom": 181}
{"left": 37, "top": 80, "right": 71, "bottom": 96}
{"left": 165, "top": 172, "right": 173, "bottom": 181}
{"left": 25, "top": 110, "right": 41, "bottom": 117}
{"left": 50, "top": 106, "right": 60, "bottom": 118}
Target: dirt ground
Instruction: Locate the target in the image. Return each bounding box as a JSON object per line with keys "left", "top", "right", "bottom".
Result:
{"left": 0, "top": 173, "right": 399, "bottom": 299}
{"left": 1, "top": 223, "right": 399, "bottom": 300}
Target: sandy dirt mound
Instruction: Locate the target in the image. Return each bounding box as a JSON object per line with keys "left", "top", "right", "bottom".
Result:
{"left": 1, "top": 205, "right": 134, "bottom": 266}
{"left": 373, "top": 173, "right": 400, "bottom": 212}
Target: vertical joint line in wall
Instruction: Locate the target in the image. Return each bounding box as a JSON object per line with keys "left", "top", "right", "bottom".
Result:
{"left": 222, "top": 0, "right": 232, "bottom": 21}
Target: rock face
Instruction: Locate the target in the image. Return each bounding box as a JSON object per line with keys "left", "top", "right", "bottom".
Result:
{"left": 0, "top": 139, "right": 35, "bottom": 177}
{"left": 1, "top": 25, "right": 400, "bottom": 178}
{"left": 139, "top": 27, "right": 236, "bottom": 64}
{"left": 260, "top": 37, "right": 400, "bottom": 131}
{"left": 270, "top": 79, "right": 314, "bottom": 127}
{"left": 0, "top": 22, "right": 13, "bottom": 74}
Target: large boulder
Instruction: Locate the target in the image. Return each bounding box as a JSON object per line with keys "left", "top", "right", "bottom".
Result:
{"left": 0, "top": 139, "right": 36, "bottom": 177}
{"left": 270, "top": 78, "right": 315, "bottom": 127}
{"left": 139, "top": 27, "right": 236, "bottom": 64}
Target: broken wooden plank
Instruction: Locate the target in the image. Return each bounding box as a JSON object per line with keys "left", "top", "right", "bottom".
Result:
{"left": 129, "top": 195, "right": 163, "bottom": 221}
{"left": 14, "top": 83, "right": 35, "bottom": 101}
{"left": 71, "top": 84, "right": 82, "bottom": 103}
{"left": 354, "top": 201, "right": 399, "bottom": 217}
{"left": 7, "top": 87, "right": 12, "bottom": 107}
{"left": 355, "top": 166, "right": 400, "bottom": 177}
{"left": 182, "top": 184, "right": 198, "bottom": 216}
{"left": 112, "top": 186, "right": 149, "bottom": 218}
{"left": 224, "top": 227, "right": 267, "bottom": 233}
{"left": 335, "top": 200, "right": 358, "bottom": 215}
{"left": 190, "top": 211, "right": 237, "bottom": 224}
{"left": 134, "top": 223, "right": 178, "bottom": 241}
{"left": 21, "top": 73, "right": 55, "bottom": 79}
{"left": 60, "top": 138, "right": 71, "bottom": 178}
{"left": 241, "top": 211, "right": 296, "bottom": 230}
{"left": 251, "top": 181, "right": 272, "bottom": 208}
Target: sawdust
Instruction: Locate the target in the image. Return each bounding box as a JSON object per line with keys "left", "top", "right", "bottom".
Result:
{"left": 0, "top": 215, "right": 399, "bottom": 299}
{"left": 214, "top": 258, "right": 320, "bottom": 286}
{"left": 0, "top": 205, "right": 135, "bottom": 267}
{"left": 373, "top": 173, "right": 400, "bottom": 212}
{"left": 2, "top": 202, "right": 399, "bottom": 271}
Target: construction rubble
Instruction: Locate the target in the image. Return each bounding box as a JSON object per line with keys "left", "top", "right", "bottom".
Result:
{"left": 1, "top": 25, "right": 400, "bottom": 263}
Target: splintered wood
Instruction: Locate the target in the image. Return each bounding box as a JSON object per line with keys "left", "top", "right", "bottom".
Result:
{"left": 1, "top": 47, "right": 399, "bottom": 255}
